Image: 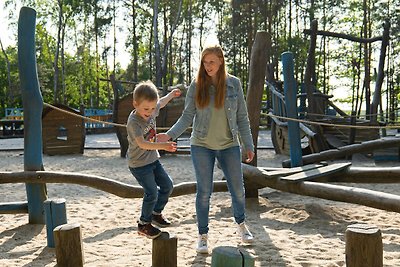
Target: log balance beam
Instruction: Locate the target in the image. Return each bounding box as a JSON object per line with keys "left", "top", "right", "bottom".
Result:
{"left": 0, "top": 171, "right": 227, "bottom": 199}
{"left": 242, "top": 164, "right": 400, "bottom": 213}
{"left": 2, "top": 164, "right": 400, "bottom": 213}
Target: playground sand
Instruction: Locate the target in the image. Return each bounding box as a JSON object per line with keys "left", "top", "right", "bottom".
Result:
{"left": 1, "top": 149, "right": 400, "bottom": 266}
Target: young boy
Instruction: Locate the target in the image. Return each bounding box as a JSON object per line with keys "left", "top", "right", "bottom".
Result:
{"left": 127, "top": 81, "right": 181, "bottom": 239}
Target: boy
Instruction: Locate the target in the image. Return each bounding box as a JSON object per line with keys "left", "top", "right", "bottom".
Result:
{"left": 127, "top": 81, "right": 181, "bottom": 239}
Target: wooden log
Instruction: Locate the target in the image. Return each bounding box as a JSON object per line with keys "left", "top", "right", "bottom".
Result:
{"left": 241, "top": 163, "right": 400, "bottom": 213}
{"left": 245, "top": 31, "right": 271, "bottom": 198}
{"left": 211, "top": 246, "right": 255, "bottom": 267}
{"left": 281, "top": 52, "right": 303, "bottom": 167}
{"left": 18, "top": 6, "right": 47, "bottom": 224}
{"left": 370, "top": 21, "right": 390, "bottom": 123}
{"left": 345, "top": 224, "right": 383, "bottom": 267}
{"left": 282, "top": 137, "right": 400, "bottom": 167}
{"left": 152, "top": 232, "right": 177, "bottom": 267}
{"left": 246, "top": 31, "right": 270, "bottom": 166}
{"left": 54, "top": 223, "right": 84, "bottom": 267}
{"left": 0, "top": 171, "right": 228, "bottom": 198}
{"left": 0, "top": 201, "right": 28, "bottom": 214}
{"left": 44, "top": 198, "right": 67, "bottom": 248}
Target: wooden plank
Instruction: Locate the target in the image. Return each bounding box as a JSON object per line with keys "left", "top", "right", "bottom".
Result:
{"left": 325, "top": 133, "right": 345, "bottom": 148}
{"left": 259, "top": 163, "right": 324, "bottom": 178}
{"left": 280, "top": 162, "right": 351, "bottom": 182}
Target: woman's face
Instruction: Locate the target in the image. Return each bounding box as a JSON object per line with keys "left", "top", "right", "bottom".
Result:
{"left": 202, "top": 53, "right": 222, "bottom": 78}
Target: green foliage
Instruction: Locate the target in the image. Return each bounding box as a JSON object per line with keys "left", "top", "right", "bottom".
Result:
{"left": 1, "top": 0, "right": 400, "bottom": 122}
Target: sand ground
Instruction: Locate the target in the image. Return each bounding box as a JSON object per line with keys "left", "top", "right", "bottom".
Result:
{"left": 0, "top": 134, "right": 400, "bottom": 266}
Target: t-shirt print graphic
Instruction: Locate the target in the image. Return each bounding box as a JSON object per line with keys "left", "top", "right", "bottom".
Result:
{"left": 143, "top": 118, "right": 156, "bottom": 143}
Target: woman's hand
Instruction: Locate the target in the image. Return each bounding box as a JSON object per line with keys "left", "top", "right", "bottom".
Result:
{"left": 157, "top": 133, "right": 171, "bottom": 142}
{"left": 245, "top": 150, "right": 255, "bottom": 163}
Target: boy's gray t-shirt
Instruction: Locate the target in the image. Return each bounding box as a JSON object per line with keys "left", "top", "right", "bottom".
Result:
{"left": 126, "top": 104, "right": 160, "bottom": 168}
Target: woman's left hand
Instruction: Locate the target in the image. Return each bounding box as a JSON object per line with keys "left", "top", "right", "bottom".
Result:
{"left": 245, "top": 150, "right": 255, "bottom": 163}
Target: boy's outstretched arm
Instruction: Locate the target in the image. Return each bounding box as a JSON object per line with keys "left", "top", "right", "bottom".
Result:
{"left": 135, "top": 135, "right": 177, "bottom": 152}
{"left": 159, "top": 88, "right": 181, "bottom": 108}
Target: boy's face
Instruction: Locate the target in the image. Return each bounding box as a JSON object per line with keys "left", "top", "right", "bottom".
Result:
{"left": 133, "top": 99, "right": 157, "bottom": 121}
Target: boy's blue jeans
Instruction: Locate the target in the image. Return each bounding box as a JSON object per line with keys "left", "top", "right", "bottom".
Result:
{"left": 190, "top": 145, "right": 246, "bottom": 235}
{"left": 129, "top": 160, "right": 173, "bottom": 223}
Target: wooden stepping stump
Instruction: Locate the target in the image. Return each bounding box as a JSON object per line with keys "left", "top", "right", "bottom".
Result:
{"left": 152, "top": 232, "right": 177, "bottom": 267}
{"left": 53, "top": 223, "right": 84, "bottom": 267}
{"left": 44, "top": 198, "right": 67, "bottom": 248}
{"left": 345, "top": 223, "right": 383, "bottom": 267}
{"left": 211, "top": 246, "right": 255, "bottom": 267}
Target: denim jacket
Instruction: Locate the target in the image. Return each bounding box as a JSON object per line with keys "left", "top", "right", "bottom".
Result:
{"left": 166, "top": 74, "right": 254, "bottom": 152}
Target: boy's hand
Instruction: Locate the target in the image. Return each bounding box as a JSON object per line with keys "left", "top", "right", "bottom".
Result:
{"left": 157, "top": 133, "right": 171, "bottom": 142}
{"left": 162, "top": 141, "right": 177, "bottom": 152}
{"left": 171, "top": 88, "right": 181, "bottom": 98}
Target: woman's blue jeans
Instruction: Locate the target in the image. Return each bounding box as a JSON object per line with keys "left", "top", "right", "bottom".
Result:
{"left": 129, "top": 160, "right": 173, "bottom": 223}
{"left": 191, "top": 145, "right": 246, "bottom": 235}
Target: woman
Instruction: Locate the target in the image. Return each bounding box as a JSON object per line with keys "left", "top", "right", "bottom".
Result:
{"left": 158, "top": 44, "right": 255, "bottom": 254}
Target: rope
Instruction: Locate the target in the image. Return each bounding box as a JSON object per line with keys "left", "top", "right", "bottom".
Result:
{"left": 43, "top": 102, "right": 127, "bottom": 128}
{"left": 43, "top": 102, "right": 400, "bottom": 131}
{"left": 267, "top": 113, "right": 400, "bottom": 130}
{"left": 42, "top": 102, "right": 183, "bottom": 131}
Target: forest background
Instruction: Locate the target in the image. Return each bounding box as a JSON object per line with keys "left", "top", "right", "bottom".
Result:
{"left": 0, "top": 0, "right": 400, "bottom": 123}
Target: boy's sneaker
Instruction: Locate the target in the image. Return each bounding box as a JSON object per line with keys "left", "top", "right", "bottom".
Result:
{"left": 237, "top": 222, "right": 254, "bottom": 243}
{"left": 152, "top": 214, "right": 171, "bottom": 227}
{"left": 196, "top": 234, "right": 209, "bottom": 254}
{"left": 138, "top": 223, "right": 161, "bottom": 239}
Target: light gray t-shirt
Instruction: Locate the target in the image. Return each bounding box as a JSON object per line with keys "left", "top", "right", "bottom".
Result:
{"left": 191, "top": 85, "right": 238, "bottom": 150}
{"left": 126, "top": 104, "right": 160, "bottom": 168}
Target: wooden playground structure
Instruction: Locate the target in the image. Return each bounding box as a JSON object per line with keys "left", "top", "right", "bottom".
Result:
{"left": 266, "top": 19, "right": 397, "bottom": 167}
{"left": 0, "top": 7, "right": 399, "bottom": 266}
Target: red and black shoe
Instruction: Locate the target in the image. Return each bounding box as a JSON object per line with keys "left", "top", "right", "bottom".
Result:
{"left": 138, "top": 223, "right": 161, "bottom": 239}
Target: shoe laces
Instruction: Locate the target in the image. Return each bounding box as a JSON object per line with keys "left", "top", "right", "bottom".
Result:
{"left": 198, "top": 235, "right": 207, "bottom": 247}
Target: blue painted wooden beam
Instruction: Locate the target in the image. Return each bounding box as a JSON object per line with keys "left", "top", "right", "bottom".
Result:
{"left": 0, "top": 202, "right": 28, "bottom": 214}
{"left": 18, "top": 6, "right": 47, "bottom": 224}
{"left": 281, "top": 52, "right": 303, "bottom": 167}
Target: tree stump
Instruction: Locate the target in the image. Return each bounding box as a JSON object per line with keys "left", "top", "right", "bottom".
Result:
{"left": 152, "top": 232, "right": 178, "bottom": 267}
{"left": 211, "top": 246, "right": 255, "bottom": 267}
{"left": 345, "top": 223, "right": 383, "bottom": 267}
{"left": 53, "top": 223, "right": 84, "bottom": 267}
{"left": 44, "top": 198, "right": 67, "bottom": 248}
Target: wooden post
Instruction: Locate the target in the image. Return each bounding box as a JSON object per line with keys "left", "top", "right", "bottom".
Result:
{"left": 152, "top": 232, "right": 178, "bottom": 267}
{"left": 18, "top": 6, "right": 47, "bottom": 224}
{"left": 281, "top": 52, "right": 303, "bottom": 167}
{"left": 44, "top": 198, "right": 67, "bottom": 248}
{"left": 54, "top": 223, "right": 84, "bottom": 267}
{"left": 245, "top": 31, "right": 271, "bottom": 198}
{"left": 345, "top": 224, "right": 383, "bottom": 267}
{"left": 211, "top": 246, "right": 255, "bottom": 267}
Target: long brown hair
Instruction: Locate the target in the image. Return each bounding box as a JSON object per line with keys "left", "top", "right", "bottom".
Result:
{"left": 195, "top": 45, "right": 227, "bottom": 109}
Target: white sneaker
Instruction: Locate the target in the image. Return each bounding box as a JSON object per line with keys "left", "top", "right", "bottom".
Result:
{"left": 196, "top": 234, "right": 209, "bottom": 254}
{"left": 237, "top": 222, "right": 254, "bottom": 243}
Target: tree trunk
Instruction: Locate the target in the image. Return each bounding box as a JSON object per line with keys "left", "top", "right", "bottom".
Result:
{"left": 0, "top": 38, "right": 13, "bottom": 103}
{"left": 153, "top": 0, "right": 162, "bottom": 86}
